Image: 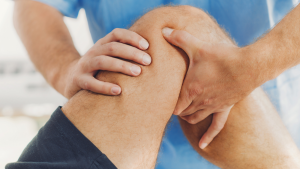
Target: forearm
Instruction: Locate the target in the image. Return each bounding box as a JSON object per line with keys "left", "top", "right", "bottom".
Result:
{"left": 244, "top": 4, "right": 300, "bottom": 84}
{"left": 14, "top": 0, "right": 80, "bottom": 96}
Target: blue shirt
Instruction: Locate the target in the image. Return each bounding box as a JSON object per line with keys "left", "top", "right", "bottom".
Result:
{"left": 34, "top": 0, "right": 300, "bottom": 168}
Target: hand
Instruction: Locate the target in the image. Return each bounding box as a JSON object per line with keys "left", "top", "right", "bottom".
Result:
{"left": 64, "top": 28, "right": 151, "bottom": 99}
{"left": 162, "top": 28, "right": 258, "bottom": 149}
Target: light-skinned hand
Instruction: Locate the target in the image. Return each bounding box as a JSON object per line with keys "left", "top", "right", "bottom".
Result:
{"left": 64, "top": 28, "right": 151, "bottom": 98}
{"left": 162, "top": 27, "right": 257, "bottom": 149}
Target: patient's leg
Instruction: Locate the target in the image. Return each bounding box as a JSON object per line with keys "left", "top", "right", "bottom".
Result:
{"left": 180, "top": 88, "right": 300, "bottom": 168}
{"left": 61, "top": 7, "right": 190, "bottom": 169}
{"left": 62, "top": 5, "right": 300, "bottom": 169}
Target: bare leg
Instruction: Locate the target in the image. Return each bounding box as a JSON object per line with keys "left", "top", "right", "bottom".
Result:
{"left": 61, "top": 7, "right": 190, "bottom": 169}
{"left": 62, "top": 5, "right": 300, "bottom": 169}
{"left": 180, "top": 88, "right": 300, "bottom": 168}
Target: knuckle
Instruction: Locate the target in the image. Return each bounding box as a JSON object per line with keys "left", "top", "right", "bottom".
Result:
{"left": 188, "top": 87, "right": 203, "bottom": 99}
{"left": 86, "top": 49, "right": 96, "bottom": 56}
{"left": 120, "top": 62, "right": 127, "bottom": 70}
{"left": 132, "top": 50, "right": 140, "bottom": 60}
{"left": 203, "top": 98, "right": 211, "bottom": 105}
{"left": 95, "top": 58, "right": 103, "bottom": 68}
{"left": 127, "top": 32, "right": 139, "bottom": 43}
{"left": 77, "top": 60, "right": 84, "bottom": 68}
{"left": 112, "top": 59, "right": 125, "bottom": 71}
{"left": 107, "top": 43, "right": 115, "bottom": 52}
{"left": 111, "top": 28, "right": 122, "bottom": 38}
{"left": 78, "top": 60, "right": 87, "bottom": 71}
{"left": 83, "top": 82, "right": 90, "bottom": 90}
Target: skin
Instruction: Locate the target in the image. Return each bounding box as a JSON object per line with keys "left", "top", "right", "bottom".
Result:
{"left": 163, "top": 4, "right": 300, "bottom": 149}
{"left": 14, "top": 1, "right": 300, "bottom": 167}
{"left": 179, "top": 88, "right": 300, "bottom": 168}
{"left": 13, "top": 0, "right": 151, "bottom": 99}
{"left": 64, "top": 6, "right": 300, "bottom": 169}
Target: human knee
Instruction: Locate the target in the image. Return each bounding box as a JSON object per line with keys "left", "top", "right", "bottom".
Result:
{"left": 131, "top": 5, "right": 233, "bottom": 45}
{"left": 89, "top": 5, "right": 235, "bottom": 101}
{"left": 97, "top": 5, "right": 235, "bottom": 78}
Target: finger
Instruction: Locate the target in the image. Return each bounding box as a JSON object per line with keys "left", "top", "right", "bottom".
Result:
{"left": 198, "top": 111, "right": 229, "bottom": 149}
{"left": 180, "top": 109, "right": 212, "bottom": 124}
{"left": 78, "top": 75, "right": 122, "bottom": 95}
{"left": 179, "top": 98, "right": 211, "bottom": 116}
{"left": 174, "top": 78, "right": 203, "bottom": 115}
{"left": 87, "top": 55, "right": 142, "bottom": 76}
{"left": 173, "top": 86, "right": 194, "bottom": 116}
{"left": 97, "top": 42, "right": 151, "bottom": 65}
{"left": 162, "top": 27, "right": 205, "bottom": 57}
{"left": 99, "top": 28, "right": 149, "bottom": 50}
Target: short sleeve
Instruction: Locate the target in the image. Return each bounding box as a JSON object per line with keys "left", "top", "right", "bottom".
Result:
{"left": 34, "top": 0, "right": 82, "bottom": 18}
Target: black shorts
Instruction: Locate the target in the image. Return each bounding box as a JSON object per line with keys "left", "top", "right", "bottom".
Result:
{"left": 6, "top": 107, "right": 117, "bottom": 169}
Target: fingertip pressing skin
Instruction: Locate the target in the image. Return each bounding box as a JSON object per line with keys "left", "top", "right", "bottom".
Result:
{"left": 139, "top": 39, "right": 149, "bottom": 50}
{"left": 173, "top": 108, "right": 182, "bottom": 115}
{"left": 199, "top": 142, "right": 208, "bottom": 149}
{"left": 111, "top": 86, "right": 121, "bottom": 95}
{"left": 162, "top": 27, "right": 174, "bottom": 37}
{"left": 142, "top": 54, "right": 152, "bottom": 65}
{"left": 173, "top": 95, "right": 192, "bottom": 116}
{"left": 130, "top": 65, "right": 142, "bottom": 75}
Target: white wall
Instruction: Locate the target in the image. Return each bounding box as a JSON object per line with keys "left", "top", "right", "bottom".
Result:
{"left": 0, "top": 0, "right": 94, "bottom": 110}
{"left": 0, "top": 0, "right": 93, "bottom": 61}
{"left": 0, "top": 1, "right": 94, "bottom": 168}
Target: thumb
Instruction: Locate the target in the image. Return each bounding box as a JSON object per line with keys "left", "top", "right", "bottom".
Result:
{"left": 162, "top": 27, "right": 200, "bottom": 57}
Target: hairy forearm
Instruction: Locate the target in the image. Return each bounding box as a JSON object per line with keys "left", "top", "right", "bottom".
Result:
{"left": 14, "top": 0, "right": 80, "bottom": 95}
{"left": 244, "top": 4, "right": 300, "bottom": 84}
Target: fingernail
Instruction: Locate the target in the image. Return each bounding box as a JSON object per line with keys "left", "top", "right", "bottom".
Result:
{"left": 142, "top": 54, "right": 151, "bottom": 65}
{"left": 111, "top": 86, "right": 121, "bottom": 95}
{"left": 130, "top": 65, "right": 141, "bottom": 75}
{"left": 139, "top": 39, "right": 149, "bottom": 49}
{"left": 200, "top": 143, "right": 208, "bottom": 149}
{"left": 162, "top": 27, "right": 174, "bottom": 37}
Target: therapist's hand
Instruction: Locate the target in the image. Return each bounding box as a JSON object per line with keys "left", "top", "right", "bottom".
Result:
{"left": 162, "top": 28, "right": 258, "bottom": 149}
{"left": 64, "top": 28, "right": 151, "bottom": 99}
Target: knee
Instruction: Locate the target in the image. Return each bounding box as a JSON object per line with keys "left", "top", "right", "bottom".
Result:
{"left": 130, "top": 5, "right": 210, "bottom": 37}
{"left": 95, "top": 5, "right": 234, "bottom": 96}
{"left": 131, "top": 5, "right": 234, "bottom": 48}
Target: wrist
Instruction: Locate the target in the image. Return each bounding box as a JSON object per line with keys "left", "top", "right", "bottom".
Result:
{"left": 241, "top": 41, "right": 278, "bottom": 87}
{"left": 49, "top": 58, "right": 79, "bottom": 98}
{"left": 236, "top": 46, "right": 265, "bottom": 91}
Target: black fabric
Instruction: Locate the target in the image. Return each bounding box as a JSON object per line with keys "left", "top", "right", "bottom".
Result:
{"left": 6, "top": 107, "right": 117, "bottom": 169}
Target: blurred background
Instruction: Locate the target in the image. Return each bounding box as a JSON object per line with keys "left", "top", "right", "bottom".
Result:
{"left": 0, "top": 0, "right": 93, "bottom": 167}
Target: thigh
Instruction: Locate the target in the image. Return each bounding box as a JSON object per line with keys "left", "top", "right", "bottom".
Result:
{"left": 180, "top": 88, "right": 300, "bottom": 168}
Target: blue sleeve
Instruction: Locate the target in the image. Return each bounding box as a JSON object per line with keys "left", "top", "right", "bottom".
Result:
{"left": 34, "top": 0, "right": 82, "bottom": 18}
